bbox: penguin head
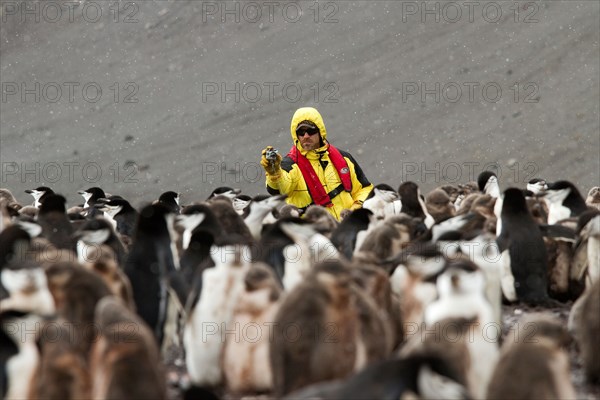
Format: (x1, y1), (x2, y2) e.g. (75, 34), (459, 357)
(437, 260), (484, 297)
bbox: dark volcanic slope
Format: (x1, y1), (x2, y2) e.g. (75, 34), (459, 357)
(1, 1), (598, 207)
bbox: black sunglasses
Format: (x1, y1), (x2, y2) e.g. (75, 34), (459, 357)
(296, 127), (319, 137)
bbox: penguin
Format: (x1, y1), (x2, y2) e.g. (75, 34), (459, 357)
(439, 184), (460, 204)
(232, 194), (252, 216)
(497, 188), (551, 305)
(362, 183), (402, 220)
(77, 187), (106, 218)
(252, 217), (301, 282)
(541, 221), (578, 301)
(303, 205), (339, 237)
(243, 194), (287, 240)
(526, 178), (547, 195)
(348, 263), (403, 349)
(458, 232), (503, 334)
(586, 186), (600, 211)
(37, 194), (76, 252)
(44, 262), (113, 355)
(157, 190), (181, 214)
(222, 263), (283, 393)
(487, 313), (575, 400)
(284, 353), (469, 400)
(0, 190), (20, 228)
(275, 204), (301, 219)
(95, 196), (138, 240)
(477, 171), (500, 198)
(277, 219), (340, 290)
(423, 260), (499, 399)
(453, 181), (479, 210)
(80, 245), (135, 311)
(575, 210), (600, 287)
(90, 296), (167, 399)
(0, 188), (18, 205)
(29, 317), (91, 400)
(269, 259), (393, 397)
(330, 208), (374, 261)
(430, 212), (486, 243)
(398, 181), (435, 228)
(17, 205), (38, 219)
(184, 236), (253, 389)
(425, 188), (455, 223)
(207, 186), (241, 201)
(576, 280), (600, 384)
(354, 216), (414, 265)
(0, 223), (39, 269)
(1, 259), (56, 400)
(544, 180), (589, 224)
(208, 197), (254, 243)
(123, 203), (180, 346)
(387, 242), (447, 330)
(568, 211), (600, 342)
(25, 186), (54, 208)
(178, 204), (223, 251)
(75, 217), (128, 267)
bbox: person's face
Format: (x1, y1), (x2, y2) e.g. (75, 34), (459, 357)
(297, 127), (321, 151)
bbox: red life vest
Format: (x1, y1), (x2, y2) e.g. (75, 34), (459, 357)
(287, 144), (352, 207)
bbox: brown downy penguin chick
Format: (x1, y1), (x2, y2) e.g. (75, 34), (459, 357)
(81, 245), (135, 311)
(526, 196), (549, 225)
(425, 188), (455, 223)
(487, 313), (576, 400)
(586, 186), (600, 211)
(455, 192), (482, 215)
(348, 263), (403, 348)
(223, 263), (283, 394)
(208, 197), (254, 243)
(45, 262), (112, 356)
(18, 205), (39, 219)
(0, 188), (18, 205)
(29, 319), (91, 400)
(353, 215), (417, 266)
(90, 296), (167, 399)
(303, 205), (339, 237)
(439, 184), (460, 204)
(277, 203), (301, 219)
(270, 259), (393, 396)
(577, 280), (600, 383)
(569, 210), (600, 302)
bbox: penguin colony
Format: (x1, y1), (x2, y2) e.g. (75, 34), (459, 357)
(0, 177), (599, 400)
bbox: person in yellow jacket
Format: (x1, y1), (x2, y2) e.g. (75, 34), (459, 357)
(261, 107), (374, 221)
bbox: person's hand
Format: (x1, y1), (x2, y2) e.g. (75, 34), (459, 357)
(261, 146), (282, 176)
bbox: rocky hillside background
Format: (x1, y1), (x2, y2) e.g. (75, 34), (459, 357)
(1, 0), (598, 207)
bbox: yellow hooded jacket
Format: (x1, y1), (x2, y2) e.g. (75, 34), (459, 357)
(266, 107), (373, 220)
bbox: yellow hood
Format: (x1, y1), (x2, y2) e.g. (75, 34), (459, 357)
(290, 107), (328, 154)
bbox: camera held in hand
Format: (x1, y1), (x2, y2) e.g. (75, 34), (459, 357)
(265, 148), (279, 162)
